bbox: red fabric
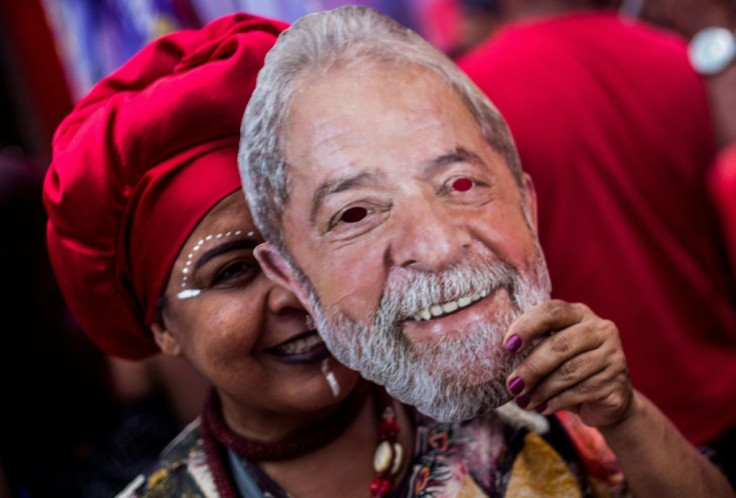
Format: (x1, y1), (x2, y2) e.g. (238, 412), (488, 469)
(555, 411), (622, 487)
(43, 13), (288, 359)
(459, 11), (736, 445)
(710, 144), (736, 275)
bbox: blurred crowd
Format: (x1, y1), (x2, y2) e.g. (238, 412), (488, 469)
(0, 0), (734, 496)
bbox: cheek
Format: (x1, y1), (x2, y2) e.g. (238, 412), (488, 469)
(468, 205), (538, 262)
(191, 300), (264, 361)
(308, 248), (387, 321)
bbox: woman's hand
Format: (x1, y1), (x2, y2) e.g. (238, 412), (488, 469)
(503, 300), (633, 429)
(503, 300), (735, 497)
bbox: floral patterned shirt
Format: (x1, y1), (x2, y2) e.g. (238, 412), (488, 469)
(118, 407), (629, 498)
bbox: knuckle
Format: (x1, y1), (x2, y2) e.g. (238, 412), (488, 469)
(575, 377), (598, 396)
(599, 319), (617, 335)
(613, 350), (627, 367)
(545, 300), (567, 322)
(550, 334), (573, 355)
(571, 302), (590, 316)
(613, 369), (631, 385)
(593, 319), (618, 346)
(559, 357), (583, 381)
(602, 387), (630, 410)
(547, 299), (567, 309)
(578, 382), (594, 396)
(517, 355), (543, 379)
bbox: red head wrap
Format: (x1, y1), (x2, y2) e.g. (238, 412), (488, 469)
(43, 13), (288, 359)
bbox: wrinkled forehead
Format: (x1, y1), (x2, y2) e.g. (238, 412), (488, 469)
(288, 60), (459, 119)
(282, 62), (482, 174)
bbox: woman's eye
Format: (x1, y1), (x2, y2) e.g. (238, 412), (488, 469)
(340, 206), (368, 223)
(451, 177), (474, 192)
(212, 261), (258, 287)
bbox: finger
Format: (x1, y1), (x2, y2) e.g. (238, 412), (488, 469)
(533, 369), (632, 426)
(503, 300), (589, 353)
(511, 344), (622, 410)
(506, 319), (615, 395)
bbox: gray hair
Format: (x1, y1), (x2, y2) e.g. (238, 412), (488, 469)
(239, 5), (522, 253)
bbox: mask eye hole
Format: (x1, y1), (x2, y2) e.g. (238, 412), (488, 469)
(341, 206), (368, 223)
(452, 177), (473, 192)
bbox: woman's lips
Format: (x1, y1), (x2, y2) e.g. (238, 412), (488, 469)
(265, 331), (330, 364)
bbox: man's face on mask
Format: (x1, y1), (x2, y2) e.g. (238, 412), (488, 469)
(267, 64), (551, 421)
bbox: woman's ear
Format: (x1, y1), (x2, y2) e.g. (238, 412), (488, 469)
(150, 318), (183, 357)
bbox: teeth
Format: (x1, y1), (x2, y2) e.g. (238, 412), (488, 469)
(412, 291), (490, 321)
(441, 302), (458, 313)
(278, 334), (323, 354)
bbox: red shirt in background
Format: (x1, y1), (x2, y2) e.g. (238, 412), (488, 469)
(711, 144), (736, 275)
(459, 11), (736, 446)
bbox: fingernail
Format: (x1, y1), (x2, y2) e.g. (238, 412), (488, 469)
(505, 334), (522, 352)
(535, 402), (548, 414)
(508, 377), (525, 395)
(516, 394), (530, 409)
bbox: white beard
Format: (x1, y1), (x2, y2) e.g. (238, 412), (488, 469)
(303, 248), (551, 422)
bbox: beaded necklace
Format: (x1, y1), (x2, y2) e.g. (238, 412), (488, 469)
(371, 390), (403, 497)
(200, 384), (406, 497)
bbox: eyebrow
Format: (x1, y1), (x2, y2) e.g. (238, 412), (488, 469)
(307, 147), (485, 223)
(310, 171), (384, 223)
(193, 239), (258, 272)
(422, 147), (486, 177)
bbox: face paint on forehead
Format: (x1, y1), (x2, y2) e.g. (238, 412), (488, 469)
(175, 229), (256, 300)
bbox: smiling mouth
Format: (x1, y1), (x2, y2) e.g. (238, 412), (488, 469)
(266, 331), (330, 364)
(410, 289), (491, 321)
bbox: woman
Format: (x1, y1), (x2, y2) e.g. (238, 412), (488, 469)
(42, 13), (416, 497)
(42, 11), (733, 498)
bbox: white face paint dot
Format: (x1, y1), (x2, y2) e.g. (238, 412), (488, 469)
(226, 231), (232, 237)
(205, 235), (213, 241)
(235, 230), (242, 236)
(176, 288), (202, 300)
(183, 268), (189, 274)
(247, 231), (254, 237)
(216, 233), (223, 238)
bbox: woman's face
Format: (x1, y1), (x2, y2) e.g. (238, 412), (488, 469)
(152, 192), (360, 437)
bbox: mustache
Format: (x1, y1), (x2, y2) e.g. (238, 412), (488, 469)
(374, 254), (519, 324)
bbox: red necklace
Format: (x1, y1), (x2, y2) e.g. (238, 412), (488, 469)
(370, 389), (404, 498)
(200, 384), (405, 497)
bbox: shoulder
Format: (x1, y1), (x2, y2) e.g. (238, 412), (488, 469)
(115, 419), (220, 498)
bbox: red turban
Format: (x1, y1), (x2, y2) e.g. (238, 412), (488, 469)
(43, 13), (288, 359)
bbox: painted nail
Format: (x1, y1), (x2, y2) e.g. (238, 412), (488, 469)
(516, 394), (530, 409)
(505, 334), (522, 352)
(508, 377), (525, 395)
(535, 402), (548, 414)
